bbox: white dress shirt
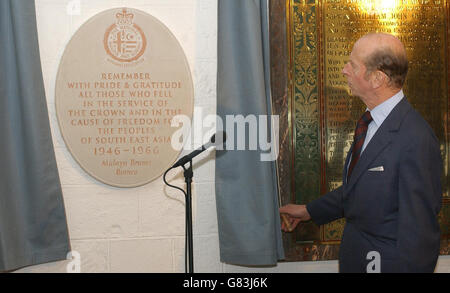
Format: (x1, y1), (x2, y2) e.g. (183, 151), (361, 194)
(361, 89), (404, 154)
(346, 90), (404, 180)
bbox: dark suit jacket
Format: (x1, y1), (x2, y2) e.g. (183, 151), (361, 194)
(307, 97), (442, 273)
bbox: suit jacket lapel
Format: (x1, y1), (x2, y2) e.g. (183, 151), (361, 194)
(343, 97), (412, 194)
(344, 132), (392, 193)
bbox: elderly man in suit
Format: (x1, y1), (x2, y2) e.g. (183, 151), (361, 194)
(280, 33), (442, 273)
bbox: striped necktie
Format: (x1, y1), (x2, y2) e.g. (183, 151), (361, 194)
(347, 111), (373, 181)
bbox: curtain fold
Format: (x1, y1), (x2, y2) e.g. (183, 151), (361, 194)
(216, 0), (284, 266)
(0, 0), (70, 271)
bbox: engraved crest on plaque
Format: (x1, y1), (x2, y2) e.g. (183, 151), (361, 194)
(104, 8), (147, 63)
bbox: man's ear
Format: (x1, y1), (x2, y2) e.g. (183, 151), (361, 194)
(370, 70), (385, 88)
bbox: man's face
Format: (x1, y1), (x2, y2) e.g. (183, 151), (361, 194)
(341, 41), (373, 99)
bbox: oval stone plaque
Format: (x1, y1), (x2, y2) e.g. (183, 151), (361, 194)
(56, 8), (194, 187)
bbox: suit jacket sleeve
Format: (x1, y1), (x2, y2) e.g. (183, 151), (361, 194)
(397, 133), (442, 272)
(306, 185), (345, 226)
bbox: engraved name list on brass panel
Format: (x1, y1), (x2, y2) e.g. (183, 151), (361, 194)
(323, 0), (448, 196)
(283, 0), (450, 257)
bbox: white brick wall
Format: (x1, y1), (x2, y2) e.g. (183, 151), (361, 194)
(27, 0), (220, 273)
(16, 0), (449, 273)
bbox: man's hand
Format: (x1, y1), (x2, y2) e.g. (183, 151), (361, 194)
(279, 204), (311, 232)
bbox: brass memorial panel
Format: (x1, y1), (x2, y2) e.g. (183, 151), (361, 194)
(280, 0), (450, 260)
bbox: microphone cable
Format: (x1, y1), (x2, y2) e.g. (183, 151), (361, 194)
(163, 166), (189, 273)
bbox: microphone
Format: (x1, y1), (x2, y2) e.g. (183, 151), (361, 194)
(171, 131), (226, 168)
(164, 132), (226, 273)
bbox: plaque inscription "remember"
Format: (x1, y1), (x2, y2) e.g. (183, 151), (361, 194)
(56, 8), (194, 187)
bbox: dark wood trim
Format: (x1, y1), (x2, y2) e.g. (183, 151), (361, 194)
(269, 0), (295, 259)
(269, 1), (289, 202)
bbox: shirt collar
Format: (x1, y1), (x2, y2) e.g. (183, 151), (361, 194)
(368, 89), (404, 127)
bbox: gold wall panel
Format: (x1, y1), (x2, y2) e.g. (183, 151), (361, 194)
(284, 0), (450, 260)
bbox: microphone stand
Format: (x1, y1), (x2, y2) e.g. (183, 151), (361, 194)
(163, 132), (225, 273)
(182, 160), (194, 273)
(163, 160), (195, 273)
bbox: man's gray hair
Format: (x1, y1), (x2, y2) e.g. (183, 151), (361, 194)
(364, 47), (408, 88)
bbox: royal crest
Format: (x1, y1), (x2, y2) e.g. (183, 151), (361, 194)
(104, 8), (147, 62)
